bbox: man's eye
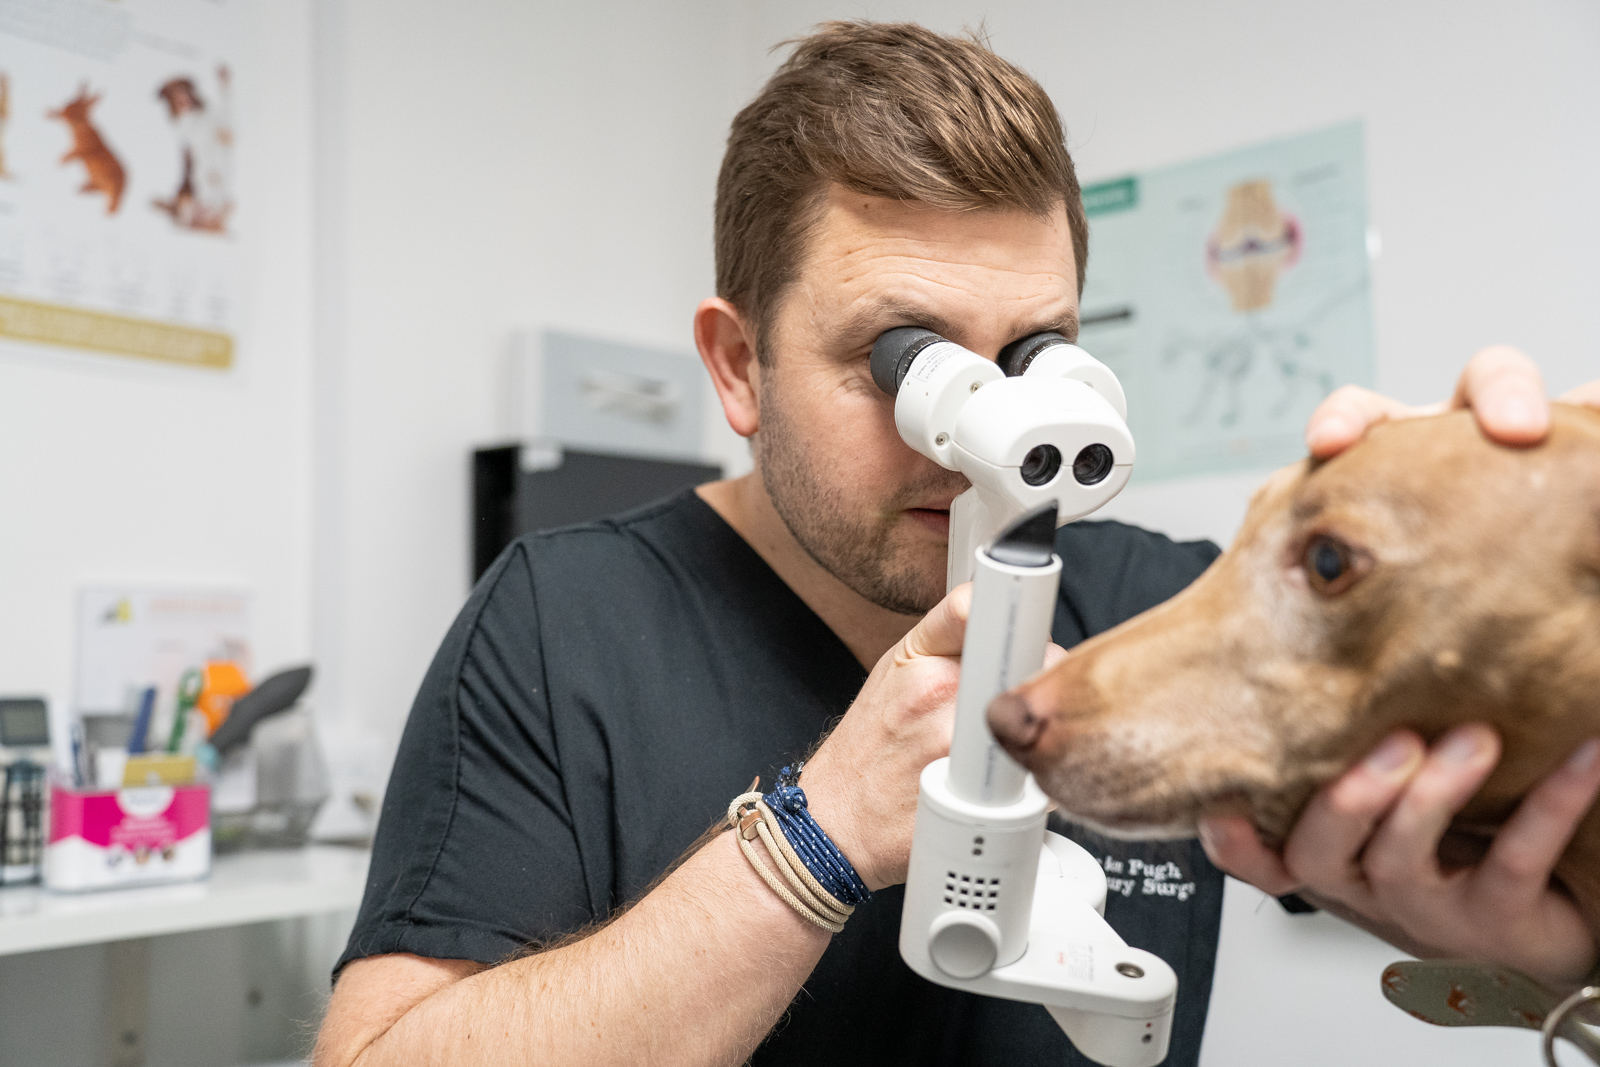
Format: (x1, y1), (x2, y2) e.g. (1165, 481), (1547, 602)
(1304, 535), (1359, 594)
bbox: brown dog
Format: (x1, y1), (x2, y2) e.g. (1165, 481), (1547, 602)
(48, 84), (126, 215)
(989, 404), (1600, 931)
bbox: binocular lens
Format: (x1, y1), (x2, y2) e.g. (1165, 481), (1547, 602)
(1020, 445), (1061, 486)
(1073, 444), (1114, 486)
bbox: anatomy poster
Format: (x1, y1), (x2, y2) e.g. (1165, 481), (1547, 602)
(0, 0), (238, 371)
(1078, 122), (1375, 481)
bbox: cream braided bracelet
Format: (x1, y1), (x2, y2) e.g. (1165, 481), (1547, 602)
(727, 785), (855, 933)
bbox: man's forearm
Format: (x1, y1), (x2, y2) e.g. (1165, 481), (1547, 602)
(319, 830), (832, 1067)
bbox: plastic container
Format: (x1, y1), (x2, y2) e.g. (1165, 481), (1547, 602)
(45, 783), (210, 891)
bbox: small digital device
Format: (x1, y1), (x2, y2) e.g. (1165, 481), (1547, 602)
(874, 331), (1176, 1067)
(0, 697), (51, 886)
(0, 698), (50, 749)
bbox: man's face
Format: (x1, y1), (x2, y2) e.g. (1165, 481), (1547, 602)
(756, 185), (1080, 614)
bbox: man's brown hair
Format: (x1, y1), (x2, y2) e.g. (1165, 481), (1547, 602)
(715, 21), (1088, 362)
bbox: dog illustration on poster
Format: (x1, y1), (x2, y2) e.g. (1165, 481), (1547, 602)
(48, 83), (126, 213)
(0, 73), (12, 178)
(152, 65), (234, 233)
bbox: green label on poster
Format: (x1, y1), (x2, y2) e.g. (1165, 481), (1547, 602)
(1083, 177), (1139, 217)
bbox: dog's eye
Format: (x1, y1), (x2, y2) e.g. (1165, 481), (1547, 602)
(1304, 535), (1360, 594)
(1305, 537), (1369, 598)
(1310, 539), (1345, 582)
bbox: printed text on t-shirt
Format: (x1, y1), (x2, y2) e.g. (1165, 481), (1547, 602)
(1101, 855), (1197, 902)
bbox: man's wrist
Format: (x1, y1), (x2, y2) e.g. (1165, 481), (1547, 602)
(794, 769), (879, 891)
(709, 829), (833, 939)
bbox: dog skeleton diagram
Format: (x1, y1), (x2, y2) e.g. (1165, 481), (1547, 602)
(1162, 282), (1363, 429)
(153, 66), (234, 233)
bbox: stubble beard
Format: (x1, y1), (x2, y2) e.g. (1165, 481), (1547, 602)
(756, 379), (963, 616)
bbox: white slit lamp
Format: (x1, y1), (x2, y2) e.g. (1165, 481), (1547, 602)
(872, 328), (1177, 1067)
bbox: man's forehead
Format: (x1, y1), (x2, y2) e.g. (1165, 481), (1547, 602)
(796, 185), (1079, 350)
(826, 293), (1080, 350)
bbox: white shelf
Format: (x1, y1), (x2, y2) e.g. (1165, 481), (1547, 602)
(0, 845), (370, 957)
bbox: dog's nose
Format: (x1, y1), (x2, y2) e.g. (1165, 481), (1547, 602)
(988, 692), (1046, 754)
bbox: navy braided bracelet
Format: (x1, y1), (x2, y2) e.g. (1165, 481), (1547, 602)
(763, 764), (872, 906)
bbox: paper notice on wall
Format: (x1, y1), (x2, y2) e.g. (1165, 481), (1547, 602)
(0, 0), (239, 370)
(1078, 122), (1376, 481)
(75, 587), (251, 714)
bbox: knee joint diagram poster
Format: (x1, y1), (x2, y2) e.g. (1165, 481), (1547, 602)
(1078, 122), (1376, 481)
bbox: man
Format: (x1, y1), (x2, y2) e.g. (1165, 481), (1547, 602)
(316, 22), (1600, 1067)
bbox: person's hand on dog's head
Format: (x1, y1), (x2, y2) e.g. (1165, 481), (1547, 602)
(1198, 728), (1600, 993)
(1303, 345), (1600, 459)
(1559, 378), (1600, 409)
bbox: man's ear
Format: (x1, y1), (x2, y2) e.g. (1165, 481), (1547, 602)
(695, 297), (762, 439)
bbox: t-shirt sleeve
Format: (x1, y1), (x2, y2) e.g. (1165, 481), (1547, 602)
(337, 542), (595, 976)
(1052, 521), (1222, 644)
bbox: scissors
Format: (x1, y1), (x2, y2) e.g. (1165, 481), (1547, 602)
(166, 668), (204, 753)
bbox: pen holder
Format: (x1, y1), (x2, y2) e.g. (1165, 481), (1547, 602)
(45, 783), (211, 892)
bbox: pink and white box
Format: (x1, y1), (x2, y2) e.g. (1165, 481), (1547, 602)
(46, 784), (211, 891)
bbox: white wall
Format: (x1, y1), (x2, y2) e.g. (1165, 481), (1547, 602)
(0, 1), (317, 747)
(738, 3), (1596, 1064)
(317, 0), (747, 751)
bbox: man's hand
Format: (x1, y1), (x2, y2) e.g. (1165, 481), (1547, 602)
(802, 583), (1061, 890)
(801, 585), (967, 891)
(1199, 728), (1600, 990)
(1202, 347), (1600, 990)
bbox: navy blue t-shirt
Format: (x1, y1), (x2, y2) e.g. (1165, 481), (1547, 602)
(340, 491), (1226, 1066)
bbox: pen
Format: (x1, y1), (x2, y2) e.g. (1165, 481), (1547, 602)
(69, 719), (87, 789)
(167, 668), (203, 753)
(127, 685), (156, 755)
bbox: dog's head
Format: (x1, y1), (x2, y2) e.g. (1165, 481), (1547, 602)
(990, 406), (1600, 844)
(49, 83), (101, 124)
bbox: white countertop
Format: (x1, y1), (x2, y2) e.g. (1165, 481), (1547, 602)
(0, 845), (370, 956)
